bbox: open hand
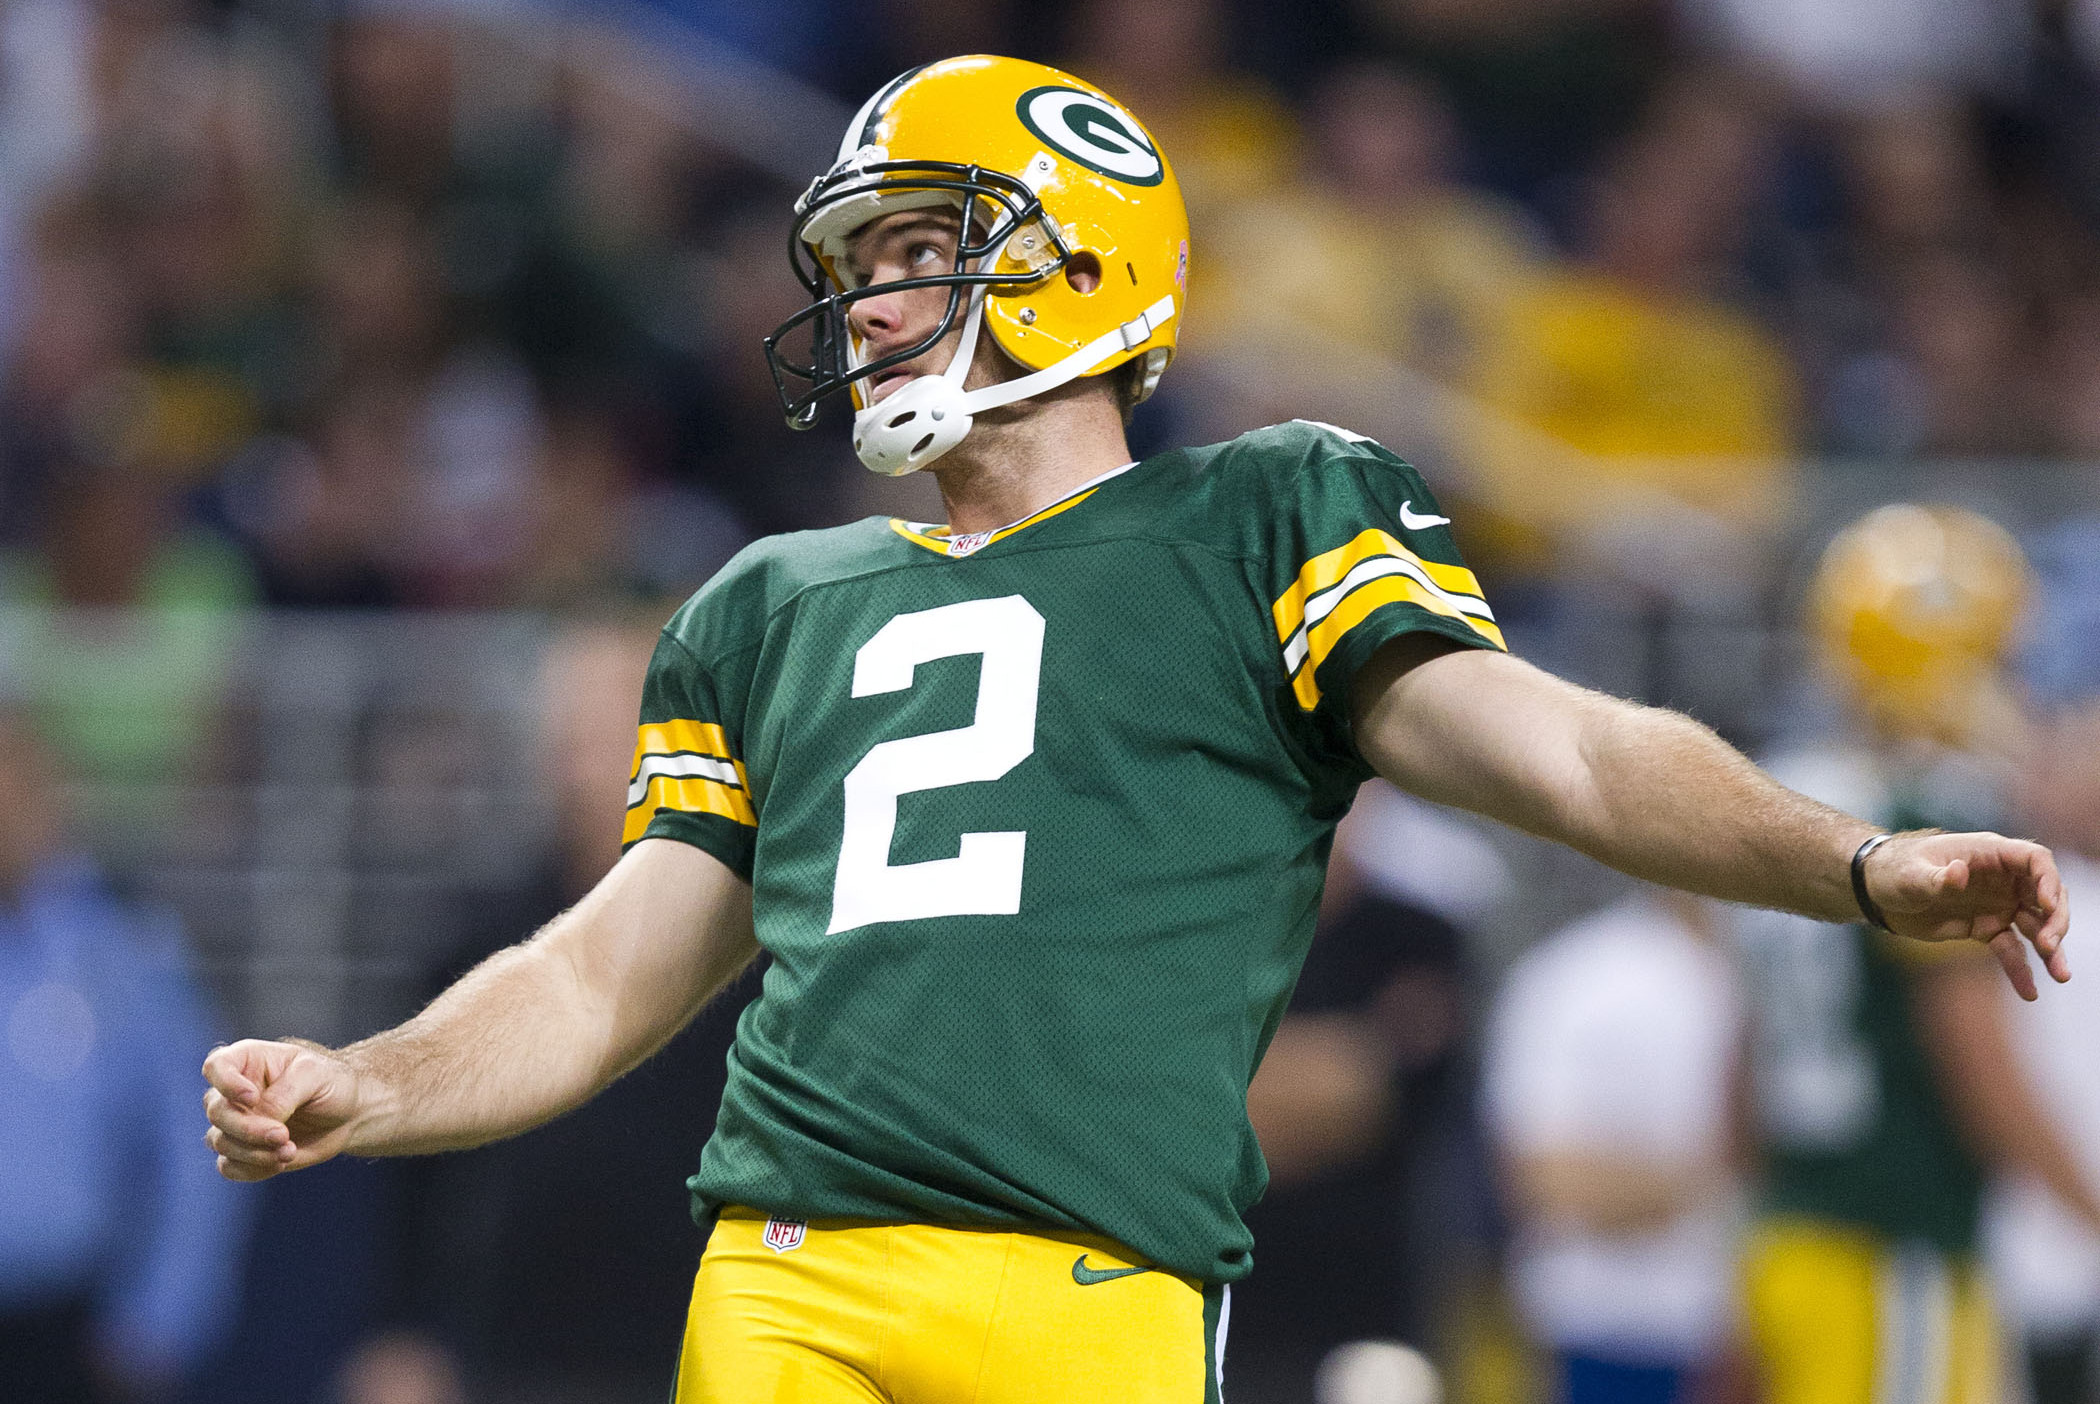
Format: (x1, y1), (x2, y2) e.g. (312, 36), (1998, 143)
(201, 1039), (363, 1181)
(1865, 831), (2071, 1000)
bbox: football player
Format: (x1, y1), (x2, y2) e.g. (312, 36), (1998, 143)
(1737, 506), (2100, 1404)
(198, 59), (2069, 1403)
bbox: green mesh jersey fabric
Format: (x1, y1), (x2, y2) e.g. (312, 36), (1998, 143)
(1741, 786), (1991, 1257)
(624, 421), (1504, 1283)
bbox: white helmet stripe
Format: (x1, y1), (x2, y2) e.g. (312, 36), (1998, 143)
(838, 64), (929, 163)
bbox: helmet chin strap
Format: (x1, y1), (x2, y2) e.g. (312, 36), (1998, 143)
(851, 291), (1176, 477)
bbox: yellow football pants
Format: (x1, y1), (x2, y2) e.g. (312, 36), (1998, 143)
(674, 1209), (1228, 1404)
(1743, 1218), (2003, 1404)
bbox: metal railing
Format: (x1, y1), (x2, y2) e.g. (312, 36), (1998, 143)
(4, 610), (556, 1042)
(6, 452), (2092, 1027)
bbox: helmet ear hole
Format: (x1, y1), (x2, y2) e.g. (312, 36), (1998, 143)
(1064, 252), (1104, 295)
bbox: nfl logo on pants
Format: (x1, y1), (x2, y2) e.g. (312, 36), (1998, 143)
(763, 1217), (807, 1253)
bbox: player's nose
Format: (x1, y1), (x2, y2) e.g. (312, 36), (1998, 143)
(847, 285), (907, 346)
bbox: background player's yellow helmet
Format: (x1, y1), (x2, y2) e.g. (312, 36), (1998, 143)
(764, 55), (1191, 475)
(1808, 503), (2032, 748)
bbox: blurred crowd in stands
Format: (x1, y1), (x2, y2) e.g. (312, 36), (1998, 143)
(11, 0), (2100, 639)
(10, 0), (2100, 1402)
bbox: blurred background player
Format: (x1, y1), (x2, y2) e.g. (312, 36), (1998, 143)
(1235, 789), (1489, 1402)
(1986, 521), (2100, 1404)
(1736, 506), (2100, 1404)
(1988, 703), (2100, 1404)
(0, 709), (252, 1402)
(1483, 887), (1744, 1404)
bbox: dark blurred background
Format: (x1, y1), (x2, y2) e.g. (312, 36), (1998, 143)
(7, 1), (2100, 1402)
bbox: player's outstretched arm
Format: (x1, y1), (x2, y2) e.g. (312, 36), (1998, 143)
(1350, 637), (2070, 999)
(201, 839), (755, 1181)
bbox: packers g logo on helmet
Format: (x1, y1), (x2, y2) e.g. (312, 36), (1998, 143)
(762, 56), (1190, 475)
(1015, 86), (1163, 185)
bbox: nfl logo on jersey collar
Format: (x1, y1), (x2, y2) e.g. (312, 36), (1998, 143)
(763, 1217), (808, 1253)
(946, 530), (994, 558)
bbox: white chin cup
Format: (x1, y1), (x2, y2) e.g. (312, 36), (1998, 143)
(851, 279), (987, 476)
(849, 290), (1179, 476)
(852, 375), (974, 476)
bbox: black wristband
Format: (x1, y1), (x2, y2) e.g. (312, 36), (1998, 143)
(1851, 833), (1895, 931)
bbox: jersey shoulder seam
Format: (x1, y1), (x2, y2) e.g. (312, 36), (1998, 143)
(668, 524), (937, 663)
(655, 626), (746, 672)
(735, 551), (964, 638)
(1203, 428), (1430, 511)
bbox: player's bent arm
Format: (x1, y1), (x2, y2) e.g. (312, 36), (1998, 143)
(1245, 1014), (1394, 1187)
(1350, 637), (2069, 996)
(1910, 963), (2100, 1232)
(202, 839), (755, 1181)
(1501, 1149), (1732, 1237)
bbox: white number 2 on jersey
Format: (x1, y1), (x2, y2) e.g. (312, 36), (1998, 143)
(827, 596), (1045, 934)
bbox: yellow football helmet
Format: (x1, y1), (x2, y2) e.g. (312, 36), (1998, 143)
(765, 56), (1191, 475)
(1809, 504), (2032, 747)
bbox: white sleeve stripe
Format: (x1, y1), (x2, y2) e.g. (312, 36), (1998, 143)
(627, 753), (743, 808)
(1281, 554), (1495, 673)
(1307, 555), (1496, 628)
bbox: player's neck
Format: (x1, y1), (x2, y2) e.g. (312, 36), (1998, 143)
(930, 387), (1133, 536)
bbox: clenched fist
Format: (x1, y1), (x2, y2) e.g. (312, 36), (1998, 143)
(200, 1039), (364, 1182)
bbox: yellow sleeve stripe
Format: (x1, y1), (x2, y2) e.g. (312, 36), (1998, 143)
(1274, 531), (1504, 711)
(1285, 576), (1508, 709)
(1272, 529), (1487, 644)
(623, 774), (757, 842)
(632, 719), (735, 768)
(626, 718), (756, 840)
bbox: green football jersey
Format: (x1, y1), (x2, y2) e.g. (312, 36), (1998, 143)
(624, 420), (1504, 1283)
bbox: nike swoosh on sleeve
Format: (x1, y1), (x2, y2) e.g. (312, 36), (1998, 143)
(1398, 501), (1450, 530)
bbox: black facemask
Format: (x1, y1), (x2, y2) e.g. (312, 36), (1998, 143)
(764, 161), (1070, 429)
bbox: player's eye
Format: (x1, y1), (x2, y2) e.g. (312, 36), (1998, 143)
(908, 241), (944, 267)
